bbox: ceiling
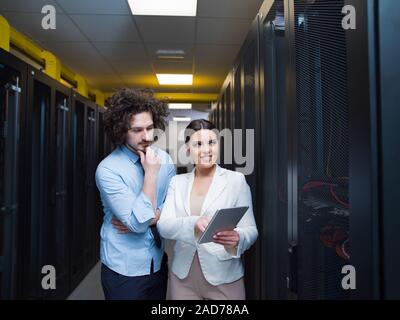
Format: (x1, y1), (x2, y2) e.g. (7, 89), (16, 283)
(0, 0), (264, 105)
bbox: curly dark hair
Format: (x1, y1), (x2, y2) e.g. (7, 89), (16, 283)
(103, 88), (169, 145)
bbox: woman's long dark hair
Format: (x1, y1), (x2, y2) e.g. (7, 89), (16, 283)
(184, 119), (217, 144)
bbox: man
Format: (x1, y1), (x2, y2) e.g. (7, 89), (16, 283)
(95, 88), (175, 300)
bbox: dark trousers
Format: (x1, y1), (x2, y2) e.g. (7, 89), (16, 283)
(101, 253), (168, 300)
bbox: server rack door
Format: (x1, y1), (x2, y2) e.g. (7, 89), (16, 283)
(84, 104), (98, 267)
(222, 82), (233, 170)
(47, 90), (72, 298)
(70, 97), (86, 289)
(219, 94), (225, 167)
(97, 109), (106, 161)
(226, 83), (233, 132)
(345, 0), (395, 299)
(239, 18), (262, 299)
(290, 0), (352, 299)
(26, 70), (53, 299)
(216, 102), (221, 130)
(259, 0), (289, 299)
(220, 94), (226, 131)
(0, 55), (23, 299)
(376, 0), (400, 299)
(94, 106), (103, 257)
(98, 108), (114, 157)
(233, 65), (243, 171)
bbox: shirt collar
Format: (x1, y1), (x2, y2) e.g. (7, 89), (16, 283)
(120, 144), (140, 164)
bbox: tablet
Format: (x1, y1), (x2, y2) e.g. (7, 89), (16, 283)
(198, 206), (249, 244)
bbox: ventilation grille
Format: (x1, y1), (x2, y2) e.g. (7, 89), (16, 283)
(294, 0), (350, 300)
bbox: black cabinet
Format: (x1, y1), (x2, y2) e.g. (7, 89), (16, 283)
(259, 0), (289, 299)
(0, 48), (105, 299)
(24, 68), (73, 299)
(70, 93), (100, 290)
(211, 0), (399, 300)
(0, 49), (26, 300)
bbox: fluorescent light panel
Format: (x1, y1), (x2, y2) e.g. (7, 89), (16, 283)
(157, 50), (185, 60)
(156, 49), (185, 55)
(127, 0), (197, 17)
(156, 74), (193, 85)
(169, 103), (192, 110)
(173, 117), (191, 122)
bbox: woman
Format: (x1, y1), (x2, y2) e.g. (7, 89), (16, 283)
(157, 119), (258, 300)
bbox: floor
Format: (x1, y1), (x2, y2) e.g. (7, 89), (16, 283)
(67, 240), (175, 300)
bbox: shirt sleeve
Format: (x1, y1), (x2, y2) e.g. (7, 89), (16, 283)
(95, 165), (155, 233)
(157, 160), (176, 212)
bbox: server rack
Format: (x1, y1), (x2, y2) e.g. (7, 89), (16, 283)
(0, 55), (106, 299)
(374, 0), (400, 300)
(70, 92), (98, 290)
(82, 95), (99, 271)
(24, 67), (53, 299)
(97, 106), (113, 162)
(259, 0), (290, 299)
(24, 67), (73, 299)
(0, 49), (26, 300)
(211, 0), (399, 299)
(218, 75), (233, 170)
(288, 0), (355, 300)
(1, 39), (110, 300)
(224, 17), (263, 299)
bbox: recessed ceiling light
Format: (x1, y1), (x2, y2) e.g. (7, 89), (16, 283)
(173, 117), (191, 122)
(169, 103), (192, 109)
(158, 56), (185, 60)
(156, 49), (185, 56)
(127, 0), (197, 17)
(156, 49), (185, 60)
(156, 74), (193, 85)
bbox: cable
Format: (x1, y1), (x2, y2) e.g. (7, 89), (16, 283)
(301, 180), (350, 209)
(329, 185), (350, 209)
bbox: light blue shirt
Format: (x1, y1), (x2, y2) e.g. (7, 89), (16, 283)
(95, 145), (175, 276)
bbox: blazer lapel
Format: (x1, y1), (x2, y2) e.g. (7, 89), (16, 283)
(200, 165), (227, 216)
(183, 168), (195, 216)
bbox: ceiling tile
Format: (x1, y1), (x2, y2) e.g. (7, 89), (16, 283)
(197, 18), (252, 45)
(40, 41), (115, 76)
(110, 60), (153, 75)
(193, 87), (220, 94)
(56, 0), (131, 15)
(1, 12), (86, 42)
(120, 73), (158, 88)
(197, 0), (263, 19)
(152, 60), (193, 74)
(0, 0), (61, 13)
(195, 62), (232, 77)
(93, 42), (148, 61)
(70, 14), (140, 42)
(134, 16), (195, 44)
(194, 62), (230, 91)
(86, 77), (125, 90)
(194, 44), (240, 67)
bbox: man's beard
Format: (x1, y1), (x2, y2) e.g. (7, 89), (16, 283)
(126, 140), (153, 154)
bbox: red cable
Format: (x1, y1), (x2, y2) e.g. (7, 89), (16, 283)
(302, 181), (350, 209)
(329, 185), (350, 209)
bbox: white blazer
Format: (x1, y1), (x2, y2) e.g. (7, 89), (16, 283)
(157, 165), (258, 286)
